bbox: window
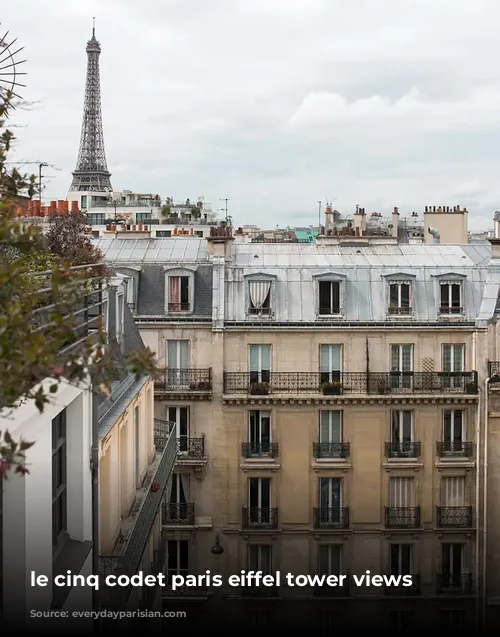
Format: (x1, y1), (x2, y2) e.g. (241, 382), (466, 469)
(388, 282), (412, 314)
(390, 344), (413, 390)
(166, 540), (189, 586)
(248, 279), (273, 316)
(319, 345), (342, 383)
(168, 406), (189, 453)
(248, 478), (271, 525)
(168, 474), (190, 522)
(317, 411), (344, 459)
(319, 477), (343, 525)
(441, 476), (465, 507)
(136, 212), (152, 223)
(389, 477), (415, 508)
(52, 410), (67, 555)
(442, 344), (465, 390)
(390, 544), (412, 575)
(440, 281), (462, 314)
(318, 544), (342, 576)
(248, 410), (272, 456)
(248, 544), (272, 574)
(87, 212), (105, 225)
(441, 543), (467, 588)
(388, 611), (414, 630)
(442, 410), (467, 455)
(390, 410), (415, 457)
(168, 275), (190, 312)
(167, 340), (190, 387)
(318, 280), (341, 315)
(249, 344), (271, 383)
(440, 610), (465, 629)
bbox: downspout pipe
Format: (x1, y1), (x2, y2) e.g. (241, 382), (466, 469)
(91, 389), (101, 631)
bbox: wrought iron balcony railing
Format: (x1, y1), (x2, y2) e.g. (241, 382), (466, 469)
(176, 436), (205, 458)
(384, 574), (421, 596)
(162, 502), (195, 525)
(436, 441), (473, 457)
(242, 507), (279, 530)
(313, 442), (350, 459)
(313, 507), (350, 529)
(488, 361), (500, 379)
(437, 573), (473, 595)
(242, 442), (279, 458)
(99, 420), (177, 609)
(436, 506), (473, 528)
(223, 371), (478, 395)
(384, 441), (421, 459)
(385, 507), (421, 528)
(313, 575), (350, 597)
(155, 368), (212, 392)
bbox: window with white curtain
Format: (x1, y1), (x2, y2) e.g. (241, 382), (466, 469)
(248, 279), (273, 316)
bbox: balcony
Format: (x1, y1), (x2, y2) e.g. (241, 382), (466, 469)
(242, 442), (279, 459)
(222, 371), (478, 396)
(385, 507), (421, 529)
(436, 441), (473, 458)
(154, 368), (212, 400)
(384, 574), (421, 596)
(437, 573), (473, 595)
(313, 507), (350, 530)
(99, 419), (178, 609)
(313, 576), (350, 597)
(177, 436), (205, 459)
(488, 361), (500, 379)
(162, 502), (195, 525)
(313, 442), (350, 460)
(242, 507), (279, 530)
(384, 441), (421, 459)
(436, 506), (473, 528)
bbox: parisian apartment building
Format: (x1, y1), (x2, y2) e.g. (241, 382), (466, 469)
(90, 205), (500, 631)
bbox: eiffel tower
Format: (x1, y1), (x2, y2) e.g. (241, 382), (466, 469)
(69, 20), (112, 193)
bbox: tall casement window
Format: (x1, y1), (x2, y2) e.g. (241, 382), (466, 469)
(52, 410), (67, 555)
(390, 343), (413, 390)
(248, 410), (272, 456)
(167, 340), (190, 387)
(319, 344), (342, 383)
(249, 344), (271, 383)
(166, 540), (189, 586)
(442, 343), (465, 390)
(168, 406), (189, 452)
(318, 280), (341, 315)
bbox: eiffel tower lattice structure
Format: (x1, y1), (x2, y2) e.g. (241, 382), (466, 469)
(70, 20), (112, 193)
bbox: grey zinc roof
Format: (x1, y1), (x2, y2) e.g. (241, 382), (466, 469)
(226, 242), (492, 323)
(93, 238), (209, 262)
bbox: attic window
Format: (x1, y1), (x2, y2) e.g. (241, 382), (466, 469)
(248, 280), (272, 316)
(168, 276), (190, 312)
(439, 281), (462, 315)
(388, 281), (412, 315)
(318, 280), (341, 315)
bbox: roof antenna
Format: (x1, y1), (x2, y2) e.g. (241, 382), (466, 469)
(92, 17), (95, 37)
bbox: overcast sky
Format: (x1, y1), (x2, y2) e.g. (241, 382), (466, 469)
(4, 0), (500, 229)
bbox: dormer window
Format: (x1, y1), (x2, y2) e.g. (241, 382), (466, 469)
(440, 281), (462, 314)
(164, 266), (197, 315)
(168, 275), (190, 312)
(319, 281), (341, 315)
(388, 282), (412, 315)
(248, 280), (272, 317)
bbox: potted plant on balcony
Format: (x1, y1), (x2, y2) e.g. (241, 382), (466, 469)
(189, 380), (210, 390)
(321, 380), (342, 395)
(465, 381), (477, 394)
(250, 381), (270, 395)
